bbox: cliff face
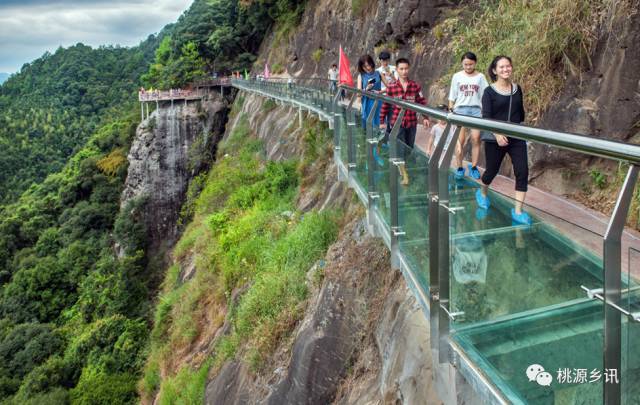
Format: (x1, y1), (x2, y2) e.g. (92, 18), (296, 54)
(532, 1), (640, 194)
(266, 0), (455, 101)
(120, 94), (230, 266)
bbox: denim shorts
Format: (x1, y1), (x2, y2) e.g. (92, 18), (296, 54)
(453, 106), (482, 117)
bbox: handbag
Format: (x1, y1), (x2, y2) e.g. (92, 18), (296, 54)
(481, 83), (513, 142)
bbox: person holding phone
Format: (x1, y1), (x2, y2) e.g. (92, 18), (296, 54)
(476, 55), (531, 225)
(356, 54), (382, 128)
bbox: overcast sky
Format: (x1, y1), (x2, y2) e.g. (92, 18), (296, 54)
(0, 0), (193, 73)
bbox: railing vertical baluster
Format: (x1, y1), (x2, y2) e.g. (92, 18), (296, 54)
(603, 164), (639, 405)
(428, 122), (452, 351)
(437, 126), (461, 364)
(366, 100), (380, 223)
(389, 110), (406, 269)
(346, 94), (357, 173)
(332, 91), (342, 148)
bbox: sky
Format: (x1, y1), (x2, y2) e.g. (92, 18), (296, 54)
(0, 0), (193, 73)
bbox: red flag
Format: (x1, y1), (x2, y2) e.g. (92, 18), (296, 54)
(338, 46), (354, 87)
(264, 63), (271, 79)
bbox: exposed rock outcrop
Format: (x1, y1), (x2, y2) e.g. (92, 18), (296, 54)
(230, 93), (306, 161)
(120, 94), (230, 266)
(205, 214), (441, 405)
(532, 1), (640, 193)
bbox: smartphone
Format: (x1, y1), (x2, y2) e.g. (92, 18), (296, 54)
(367, 78), (376, 85)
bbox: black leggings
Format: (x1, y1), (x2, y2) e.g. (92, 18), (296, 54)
(481, 139), (529, 192)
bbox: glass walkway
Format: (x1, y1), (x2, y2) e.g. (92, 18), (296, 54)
(232, 78), (640, 404)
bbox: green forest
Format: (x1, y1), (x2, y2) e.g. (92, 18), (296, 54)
(0, 37), (164, 204)
(0, 0), (306, 403)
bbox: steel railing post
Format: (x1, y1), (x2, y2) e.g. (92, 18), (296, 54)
(388, 110), (406, 268)
(366, 100), (381, 222)
(428, 122), (452, 350)
(603, 164), (639, 405)
(436, 126), (461, 364)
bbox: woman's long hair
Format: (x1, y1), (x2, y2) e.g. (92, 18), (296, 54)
(357, 55), (375, 74)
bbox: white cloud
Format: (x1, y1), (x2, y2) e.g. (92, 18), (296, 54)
(0, 0), (193, 72)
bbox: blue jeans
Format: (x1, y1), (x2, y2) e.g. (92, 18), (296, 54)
(453, 105), (482, 117)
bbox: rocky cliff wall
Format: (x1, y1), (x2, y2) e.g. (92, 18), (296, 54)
(120, 94), (231, 269)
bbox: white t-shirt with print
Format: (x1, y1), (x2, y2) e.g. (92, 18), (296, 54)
(448, 71), (489, 109)
(328, 69), (339, 81)
(377, 65), (398, 91)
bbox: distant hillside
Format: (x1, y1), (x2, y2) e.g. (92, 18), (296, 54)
(0, 35), (163, 204)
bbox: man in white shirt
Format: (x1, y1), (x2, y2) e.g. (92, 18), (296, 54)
(376, 51), (398, 143)
(328, 64), (339, 93)
(376, 51), (397, 93)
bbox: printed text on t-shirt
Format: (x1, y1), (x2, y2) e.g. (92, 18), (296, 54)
(459, 84), (480, 97)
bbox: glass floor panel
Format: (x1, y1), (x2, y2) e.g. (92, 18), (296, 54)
(447, 176), (616, 404)
(449, 224), (603, 325)
(353, 124), (368, 192)
(454, 302), (605, 404)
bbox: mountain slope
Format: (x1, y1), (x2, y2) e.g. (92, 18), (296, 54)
(0, 35), (163, 204)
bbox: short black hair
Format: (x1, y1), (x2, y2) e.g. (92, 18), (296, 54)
(379, 50), (391, 60)
(461, 52), (477, 62)
(395, 57), (410, 67)
(331, 63), (337, 68)
(487, 55), (513, 82)
(357, 55), (375, 74)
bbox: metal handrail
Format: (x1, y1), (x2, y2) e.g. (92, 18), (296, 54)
(336, 84), (640, 165)
(235, 78), (640, 165)
(238, 78), (640, 164)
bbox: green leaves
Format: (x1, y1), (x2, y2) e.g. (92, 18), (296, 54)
(143, 0), (306, 87)
(0, 37), (162, 204)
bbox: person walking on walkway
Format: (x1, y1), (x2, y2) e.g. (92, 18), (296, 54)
(373, 50), (399, 165)
(379, 58), (429, 185)
(476, 55), (531, 225)
(328, 64), (339, 93)
(449, 52), (489, 180)
(377, 51), (397, 95)
(357, 55), (382, 129)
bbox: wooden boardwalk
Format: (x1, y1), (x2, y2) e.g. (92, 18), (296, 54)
(138, 78), (232, 102)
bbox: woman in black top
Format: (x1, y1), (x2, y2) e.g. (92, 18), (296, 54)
(476, 55), (531, 225)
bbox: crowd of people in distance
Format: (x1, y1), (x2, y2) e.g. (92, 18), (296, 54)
(138, 87), (196, 101)
(344, 50), (532, 225)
